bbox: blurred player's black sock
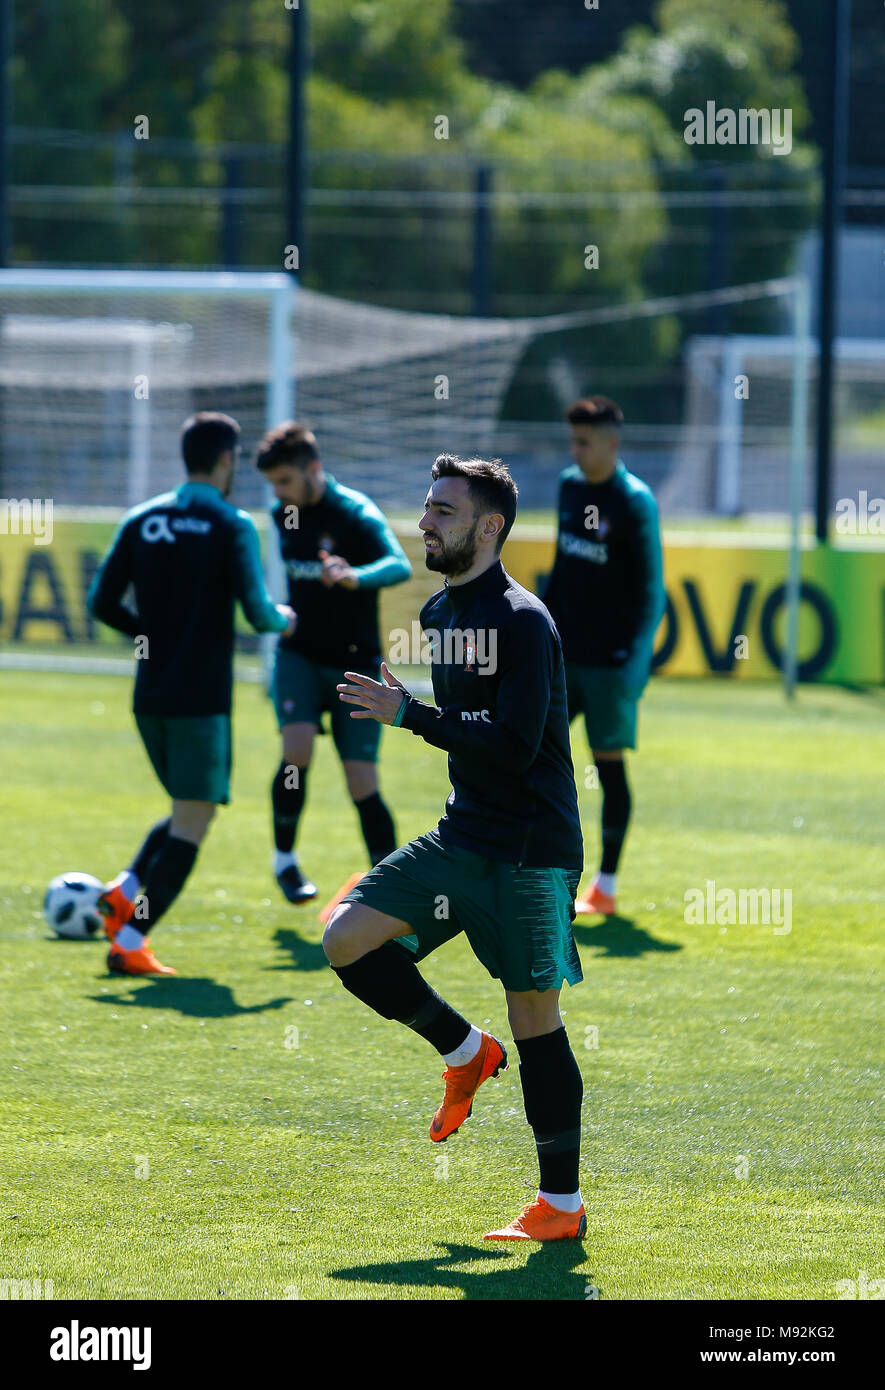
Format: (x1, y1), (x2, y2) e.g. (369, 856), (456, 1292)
(272, 761), (307, 853)
(516, 1027), (583, 1195)
(133, 835), (199, 933)
(597, 758), (631, 874)
(130, 817), (171, 885)
(333, 942), (471, 1054)
(354, 791), (396, 865)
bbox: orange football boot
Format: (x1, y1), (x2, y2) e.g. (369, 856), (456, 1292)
(484, 1196), (587, 1242)
(97, 876), (136, 941)
(107, 942), (176, 976)
(574, 877), (616, 917)
(317, 871), (364, 924)
(429, 1032), (507, 1142)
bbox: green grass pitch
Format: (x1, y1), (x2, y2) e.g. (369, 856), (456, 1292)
(0, 671), (882, 1300)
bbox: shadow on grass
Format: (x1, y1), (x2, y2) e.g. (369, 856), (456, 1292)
(266, 926), (329, 974)
(328, 1238), (595, 1300)
(573, 912), (682, 958)
(89, 976), (292, 1018)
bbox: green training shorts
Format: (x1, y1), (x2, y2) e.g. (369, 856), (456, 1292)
(272, 647), (382, 763)
(341, 829), (583, 994)
(565, 662), (638, 752)
(135, 712), (232, 805)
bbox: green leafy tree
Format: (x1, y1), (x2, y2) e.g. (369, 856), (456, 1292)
(10, 0), (816, 406)
(310, 0), (468, 109)
(569, 0), (817, 297)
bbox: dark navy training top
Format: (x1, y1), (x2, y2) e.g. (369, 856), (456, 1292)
(273, 475), (410, 670)
(399, 560), (584, 870)
(542, 461), (665, 691)
(88, 481), (288, 716)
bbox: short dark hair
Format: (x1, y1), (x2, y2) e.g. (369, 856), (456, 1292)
(430, 454), (518, 553)
(255, 421), (320, 472)
(567, 396), (624, 429)
(180, 412), (240, 474)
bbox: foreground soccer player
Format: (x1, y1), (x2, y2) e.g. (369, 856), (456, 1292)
(542, 397), (664, 917)
(88, 412), (295, 976)
(325, 455), (587, 1242)
(256, 422), (411, 904)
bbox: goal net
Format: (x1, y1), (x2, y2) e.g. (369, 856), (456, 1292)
(0, 270), (295, 512)
(0, 269), (813, 521)
(673, 332), (885, 517)
(0, 268), (814, 687)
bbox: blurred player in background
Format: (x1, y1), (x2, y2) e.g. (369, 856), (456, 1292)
(326, 455), (587, 1243)
(87, 412), (295, 976)
(256, 423), (411, 905)
(542, 397), (664, 918)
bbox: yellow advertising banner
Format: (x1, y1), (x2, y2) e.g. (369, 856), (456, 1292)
(1, 518), (883, 683)
(502, 535), (885, 684)
(1, 515), (124, 647)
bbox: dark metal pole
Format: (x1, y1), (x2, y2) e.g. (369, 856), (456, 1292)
(707, 166), (729, 337)
(286, 0), (308, 279)
(472, 163), (492, 317)
(815, 0), (852, 543)
(222, 151), (242, 268)
(0, 0), (11, 266)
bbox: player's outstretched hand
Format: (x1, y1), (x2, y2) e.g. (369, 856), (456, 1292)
(276, 603), (297, 637)
(337, 662), (407, 724)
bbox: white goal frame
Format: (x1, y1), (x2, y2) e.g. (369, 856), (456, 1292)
(0, 267), (296, 670)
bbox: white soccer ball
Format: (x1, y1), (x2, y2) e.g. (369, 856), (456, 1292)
(44, 873), (105, 940)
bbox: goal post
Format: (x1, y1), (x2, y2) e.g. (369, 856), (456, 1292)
(784, 274), (812, 699)
(524, 274), (813, 696)
(0, 267), (296, 669)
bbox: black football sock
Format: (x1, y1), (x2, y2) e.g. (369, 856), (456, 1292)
(354, 791), (396, 866)
(332, 941), (471, 1055)
(131, 835), (199, 934)
(597, 758), (632, 875)
(129, 817), (171, 885)
(272, 761), (308, 854)
(516, 1027), (583, 1196)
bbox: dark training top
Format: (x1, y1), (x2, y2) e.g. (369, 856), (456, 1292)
(88, 481), (288, 717)
(399, 560), (584, 870)
(542, 462), (665, 688)
(273, 475), (411, 669)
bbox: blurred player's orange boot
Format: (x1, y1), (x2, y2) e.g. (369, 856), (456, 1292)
(107, 942), (176, 976)
(430, 1032), (507, 1142)
(317, 871), (363, 924)
(574, 876), (616, 917)
(97, 877), (136, 941)
(484, 1197), (587, 1242)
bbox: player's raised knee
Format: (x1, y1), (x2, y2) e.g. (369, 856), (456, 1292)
(322, 901), (360, 965)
